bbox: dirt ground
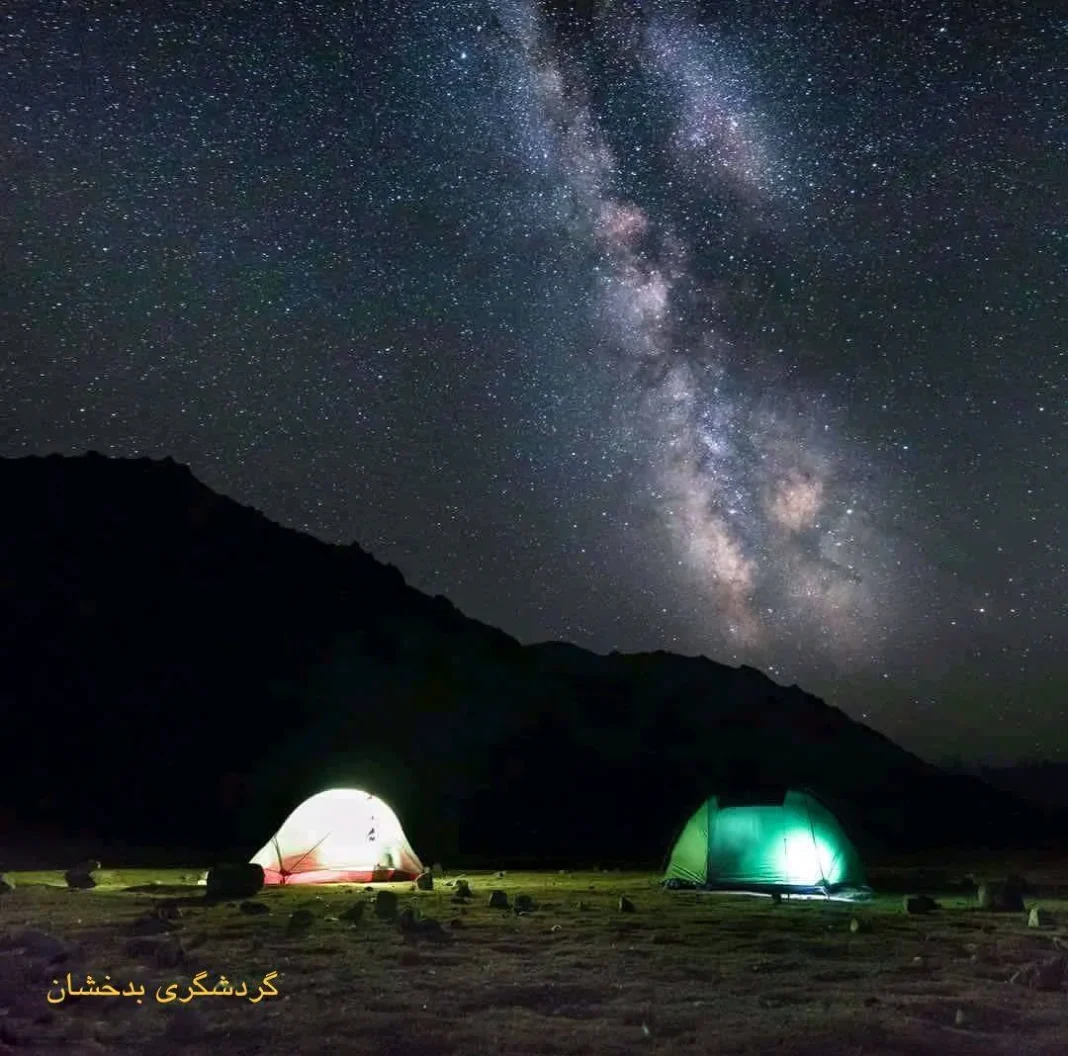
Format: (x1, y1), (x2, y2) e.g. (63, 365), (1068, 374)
(1, 862), (1067, 1055)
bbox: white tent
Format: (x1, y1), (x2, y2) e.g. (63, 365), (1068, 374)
(250, 788), (423, 885)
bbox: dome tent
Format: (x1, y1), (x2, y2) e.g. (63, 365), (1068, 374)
(251, 788), (423, 885)
(663, 786), (871, 900)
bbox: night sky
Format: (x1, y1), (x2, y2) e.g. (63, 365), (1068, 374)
(2, 0), (1064, 763)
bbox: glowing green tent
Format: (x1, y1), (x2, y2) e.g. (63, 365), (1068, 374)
(663, 788), (871, 899)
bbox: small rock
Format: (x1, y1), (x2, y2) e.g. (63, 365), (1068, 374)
(239, 901), (270, 916)
(124, 936), (184, 969)
(339, 903), (365, 925)
(287, 909), (316, 933)
(127, 913), (181, 936)
(550, 923), (562, 933)
(912, 955), (926, 968)
(0, 875), (14, 895)
(1010, 955), (1066, 991)
(0, 930), (69, 963)
(374, 890), (398, 921)
(514, 894), (535, 913)
(415, 872), (433, 891)
(1028, 906), (1053, 928)
(65, 859), (100, 890)
(954, 1008), (967, 1028)
(770, 892), (782, 905)
(205, 863), (265, 901)
(453, 879), (471, 899)
(904, 895), (939, 915)
(849, 917), (871, 933)
(495, 871), (506, 878)
(977, 880), (1024, 913)
(619, 896), (636, 914)
(488, 890), (509, 909)
(163, 1006), (210, 1040)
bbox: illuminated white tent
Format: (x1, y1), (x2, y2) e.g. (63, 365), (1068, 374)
(251, 788), (423, 885)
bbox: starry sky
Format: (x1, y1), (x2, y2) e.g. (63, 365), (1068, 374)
(2, 0), (1065, 763)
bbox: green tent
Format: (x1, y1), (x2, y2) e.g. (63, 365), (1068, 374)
(663, 787), (871, 899)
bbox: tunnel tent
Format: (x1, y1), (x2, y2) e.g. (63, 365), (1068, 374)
(663, 786), (871, 899)
(251, 788), (423, 885)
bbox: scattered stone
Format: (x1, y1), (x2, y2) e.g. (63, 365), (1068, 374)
(163, 1006), (210, 1041)
(0, 930), (69, 963)
(619, 896), (636, 914)
(1028, 906), (1053, 928)
(488, 890), (509, 909)
(850, 917), (872, 934)
(124, 936), (184, 969)
(127, 912), (181, 936)
(1010, 955), (1066, 991)
(339, 903), (365, 925)
(239, 901), (269, 916)
(514, 894), (535, 914)
(904, 895), (939, 915)
(374, 890), (398, 921)
(977, 880), (1024, 913)
(65, 859), (100, 890)
(415, 872), (434, 891)
(453, 879), (471, 900)
(397, 906), (446, 940)
(205, 863), (264, 901)
(954, 1008), (967, 1028)
(287, 909), (316, 933)
(0, 875), (13, 895)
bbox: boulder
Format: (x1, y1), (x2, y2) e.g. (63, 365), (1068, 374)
(374, 890), (398, 921)
(204, 863), (264, 901)
(514, 894), (535, 913)
(453, 879), (471, 899)
(904, 895), (939, 915)
(339, 902), (365, 924)
(977, 880), (1024, 913)
(287, 909), (315, 933)
(1010, 955), (1066, 991)
(619, 896), (636, 913)
(0, 875), (13, 895)
(65, 859), (100, 890)
(1028, 906), (1054, 928)
(488, 890), (509, 909)
(415, 872), (433, 891)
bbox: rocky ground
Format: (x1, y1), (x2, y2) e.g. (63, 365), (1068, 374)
(1, 864), (1067, 1055)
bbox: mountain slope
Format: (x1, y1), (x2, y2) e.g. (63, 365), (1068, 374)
(0, 453), (1057, 864)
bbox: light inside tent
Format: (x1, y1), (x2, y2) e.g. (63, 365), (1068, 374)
(250, 788), (422, 883)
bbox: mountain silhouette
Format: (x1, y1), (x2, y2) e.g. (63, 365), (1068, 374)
(0, 452), (1058, 866)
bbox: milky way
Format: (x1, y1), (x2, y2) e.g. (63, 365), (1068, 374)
(1, 0), (1064, 761)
